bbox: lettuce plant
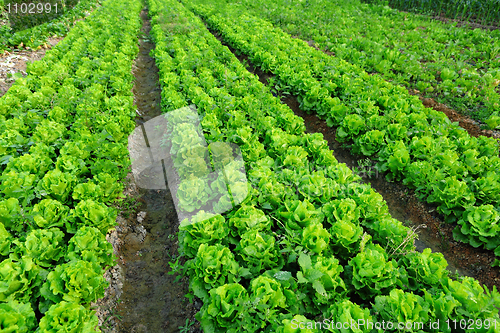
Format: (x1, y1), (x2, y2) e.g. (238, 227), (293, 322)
(454, 205), (500, 250)
(322, 198), (359, 225)
(276, 315), (319, 333)
(236, 229), (280, 275)
(328, 219), (363, 259)
(36, 169), (78, 203)
(66, 199), (117, 234)
(297, 254), (346, 306)
(326, 299), (375, 333)
(0, 257), (42, 304)
(0, 300), (36, 333)
(38, 301), (100, 333)
(0, 223), (12, 257)
(190, 244), (241, 298)
(278, 199), (324, 231)
(177, 176), (212, 213)
(297, 171), (339, 204)
(12, 228), (66, 268)
(373, 289), (431, 330)
(353, 129), (385, 156)
(228, 205), (271, 237)
(0, 171), (36, 205)
(336, 114), (366, 142)
(31, 199), (70, 230)
(399, 248), (449, 291)
(66, 226), (115, 267)
(0, 198), (23, 232)
(427, 176), (475, 218)
(250, 275), (287, 309)
(197, 283), (250, 333)
(40, 260), (107, 306)
(179, 212), (230, 258)
(348, 243), (400, 299)
(301, 223), (330, 255)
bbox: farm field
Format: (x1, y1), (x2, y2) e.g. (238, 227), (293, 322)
(194, 0), (500, 128)
(0, 0), (500, 332)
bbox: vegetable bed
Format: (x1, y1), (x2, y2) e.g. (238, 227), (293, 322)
(184, 0), (500, 263)
(147, 0), (500, 331)
(0, 0), (142, 330)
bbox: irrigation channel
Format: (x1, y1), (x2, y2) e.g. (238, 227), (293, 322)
(99, 8), (201, 333)
(101, 4), (499, 333)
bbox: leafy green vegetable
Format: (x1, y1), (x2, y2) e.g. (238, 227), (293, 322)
(0, 300), (36, 333)
(278, 199), (324, 231)
(67, 226), (115, 267)
(190, 244), (241, 296)
(179, 212), (230, 258)
(66, 199), (117, 234)
(236, 229), (280, 275)
(11, 228), (65, 268)
(0, 257), (42, 304)
(228, 205), (271, 237)
(31, 199), (70, 230)
(197, 283), (249, 333)
(38, 301), (100, 333)
(36, 169), (77, 203)
(176, 176), (212, 213)
(348, 243), (400, 299)
(301, 223), (330, 255)
(0, 198), (23, 232)
(40, 260), (107, 306)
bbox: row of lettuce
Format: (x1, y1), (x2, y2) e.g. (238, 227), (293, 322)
(183, 0), (500, 265)
(0, 0), (99, 53)
(149, 0), (500, 332)
(198, 0), (500, 127)
(0, 0), (142, 331)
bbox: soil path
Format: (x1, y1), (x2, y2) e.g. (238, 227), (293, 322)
(97, 8), (201, 333)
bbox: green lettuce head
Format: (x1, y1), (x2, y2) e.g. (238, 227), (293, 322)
(0, 222), (12, 256)
(192, 244), (240, 292)
(40, 260), (107, 306)
(176, 176), (212, 213)
(302, 223), (330, 255)
(31, 199), (70, 229)
(0, 300), (36, 333)
(228, 205), (271, 237)
(250, 275), (287, 309)
(38, 301), (100, 333)
(348, 243), (399, 299)
(237, 229), (280, 275)
(326, 299), (377, 333)
(67, 226), (115, 267)
(179, 212), (230, 258)
(0, 257), (42, 304)
(278, 199), (324, 231)
(67, 199), (117, 234)
(197, 283), (249, 332)
(13, 228), (65, 267)
(0, 198), (23, 232)
(276, 315), (319, 333)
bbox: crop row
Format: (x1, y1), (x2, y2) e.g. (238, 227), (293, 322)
(0, 0), (141, 330)
(199, 0), (500, 126)
(149, 0), (500, 332)
(366, 0), (500, 26)
(0, 0), (100, 53)
(184, 0), (500, 263)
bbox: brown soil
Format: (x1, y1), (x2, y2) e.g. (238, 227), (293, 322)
(210, 29), (500, 290)
(0, 37), (63, 97)
(95, 8), (201, 333)
(409, 90), (500, 141)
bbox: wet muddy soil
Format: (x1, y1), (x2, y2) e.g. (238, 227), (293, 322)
(95, 8), (201, 333)
(208, 27), (500, 290)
